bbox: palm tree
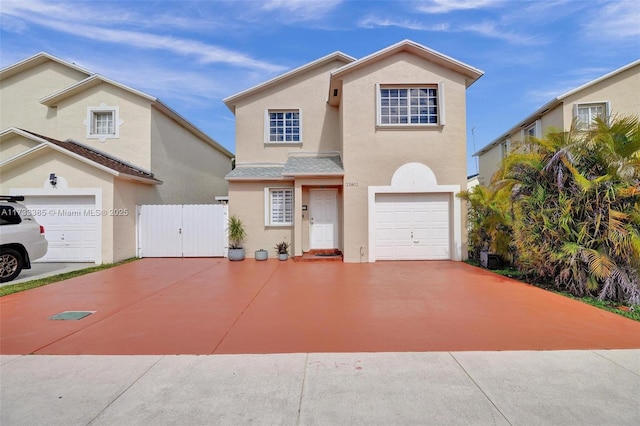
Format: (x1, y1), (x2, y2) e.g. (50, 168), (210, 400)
(495, 115), (640, 304)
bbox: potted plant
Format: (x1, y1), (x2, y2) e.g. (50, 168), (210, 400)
(227, 215), (247, 261)
(274, 241), (290, 261)
(255, 249), (268, 261)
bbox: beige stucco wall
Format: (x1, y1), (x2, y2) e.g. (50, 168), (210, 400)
(228, 181), (294, 257)
(148, 108), (231, 204)
(52, 83), (153, 170)
(0, 147), (117, 263)
(111, 178), (142, 262)
(477, 63), (639, 184)
(0, 135), (40, 162)
(233, 59), (345, 164)
(339, 52), (469, 262)
(0, 61), (88, 136)
(561, 63), (640, 124)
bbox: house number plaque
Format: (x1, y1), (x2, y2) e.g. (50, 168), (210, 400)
(345, 182), (359, 187)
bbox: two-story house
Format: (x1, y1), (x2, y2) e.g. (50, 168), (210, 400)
(224, 40), (483, 262)
(474, 59), (640, 185)
(0, 52), (233, 264)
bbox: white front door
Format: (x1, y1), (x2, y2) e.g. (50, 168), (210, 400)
(309, 189), (338, 249)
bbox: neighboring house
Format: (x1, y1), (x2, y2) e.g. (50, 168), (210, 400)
(0, 52), (233, 264)
(474, 60), (640, 185)
(467, 173), (479, 190)
(224, 40), (483, 262)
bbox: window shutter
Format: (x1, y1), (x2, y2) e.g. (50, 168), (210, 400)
(375, 83), (381, 126)
(438, 82), (446, 126)
(535, 120), (542, 138)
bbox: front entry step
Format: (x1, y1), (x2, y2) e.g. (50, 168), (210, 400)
(295, 249), (343, 262)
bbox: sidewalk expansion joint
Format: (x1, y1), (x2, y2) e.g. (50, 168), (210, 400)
(448, 352), (513, 426)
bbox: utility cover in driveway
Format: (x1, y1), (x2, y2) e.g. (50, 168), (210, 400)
(49, 311), (94, 320)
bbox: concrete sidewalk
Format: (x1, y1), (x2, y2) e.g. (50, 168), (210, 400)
(1, 350), (638, 425)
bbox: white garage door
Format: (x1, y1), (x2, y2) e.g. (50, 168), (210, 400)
(24, 196), (98, 262)
(375, 193), (451, 260)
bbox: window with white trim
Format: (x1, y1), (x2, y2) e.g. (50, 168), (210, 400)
(377, 84), (445, 126)
(86, 105), (121, 142)
(575, 102), (607, 130)
(500, 138), (510, 159)
(265, 188), (293, 226)
(266, 110), (301, 143)
(522, 120), (541, 141)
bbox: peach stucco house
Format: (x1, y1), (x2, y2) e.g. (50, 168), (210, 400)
(474, 59), (640, 185)
(0, 53), (233, 264)
(224, 40), (483, 262)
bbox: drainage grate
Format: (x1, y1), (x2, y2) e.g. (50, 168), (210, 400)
(49, 311), (95, 320)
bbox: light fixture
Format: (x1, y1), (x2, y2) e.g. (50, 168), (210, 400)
(49, 173), (57, 186)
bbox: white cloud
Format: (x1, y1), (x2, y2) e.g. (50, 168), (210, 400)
(415, 0), (503, 14)
(358, 16), (450, 31)
(358, 15), (541, 45)
(0, 0), (285, 73)
(583, 0), (640, 41)
(261, 0), (343, 21)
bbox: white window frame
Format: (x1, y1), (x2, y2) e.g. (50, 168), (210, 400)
(86, 105), (121, 142)
(264, 187), (294, 226)
(376, 83), (445, 128)
(573, 101), (609, 130)
(521, 120), (541, 141)
(500, 138), (511, 159)
(264, 109), (302, 144)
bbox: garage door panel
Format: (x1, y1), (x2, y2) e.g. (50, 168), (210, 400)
(24, 195), (98, 262)
(375, 193), (451, 261)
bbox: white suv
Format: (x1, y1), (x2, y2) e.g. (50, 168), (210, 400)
(0, 196), (49, 283)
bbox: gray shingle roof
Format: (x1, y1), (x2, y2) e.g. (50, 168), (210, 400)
(282, 155), (344, 176)
(225, 166), (285, 180)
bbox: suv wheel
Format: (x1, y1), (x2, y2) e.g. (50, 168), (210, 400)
(0, 248), (23, 283)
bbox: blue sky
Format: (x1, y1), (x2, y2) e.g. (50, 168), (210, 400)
(2, 0), (639, 176)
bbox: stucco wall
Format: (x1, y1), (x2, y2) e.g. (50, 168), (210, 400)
(228, 181), (294, 257)
(0, 61), (88, 136)
(0, 147), (117, 263)
(233, 59), (345, 164)
(148, 108), (231, 204)
(561, 63), (640, 124)
(339, 52), (469, 262)
(0, 134), (40, 162)
(53, 83), (153, 170)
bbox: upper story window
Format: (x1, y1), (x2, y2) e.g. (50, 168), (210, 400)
(377, 83), (445, 127)
(266, 110), (301, 144)
(500, 139), (510, 159)
(86, 105), (121, 142)
(575, 102), (608, 130)
(522, 120), (541, 141)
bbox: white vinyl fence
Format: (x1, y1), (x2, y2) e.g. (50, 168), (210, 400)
(137, 204), (228, 257)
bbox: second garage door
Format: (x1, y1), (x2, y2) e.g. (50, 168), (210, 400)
(375, 193), (451, 260)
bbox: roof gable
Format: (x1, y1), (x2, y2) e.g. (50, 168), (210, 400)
(39, 74), (156, 107)
(0, 52), (92, 81)
(331, 40), (483, 87)
(473, 59), (640, 156)
(223, 52), (356, 113)
(0, 128), (162, 184)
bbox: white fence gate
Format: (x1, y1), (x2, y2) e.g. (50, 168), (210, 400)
(137, 204), (228, 257)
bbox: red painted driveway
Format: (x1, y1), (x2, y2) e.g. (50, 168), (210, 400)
(1, 258), (639, 355)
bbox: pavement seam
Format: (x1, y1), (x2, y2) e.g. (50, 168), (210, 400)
(210, 263), (281, 354)
(85, 355), (165, 425)
(296, 353), (309, 425)
(448, 352), (513, 426)
(592, 350), (640, 377)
